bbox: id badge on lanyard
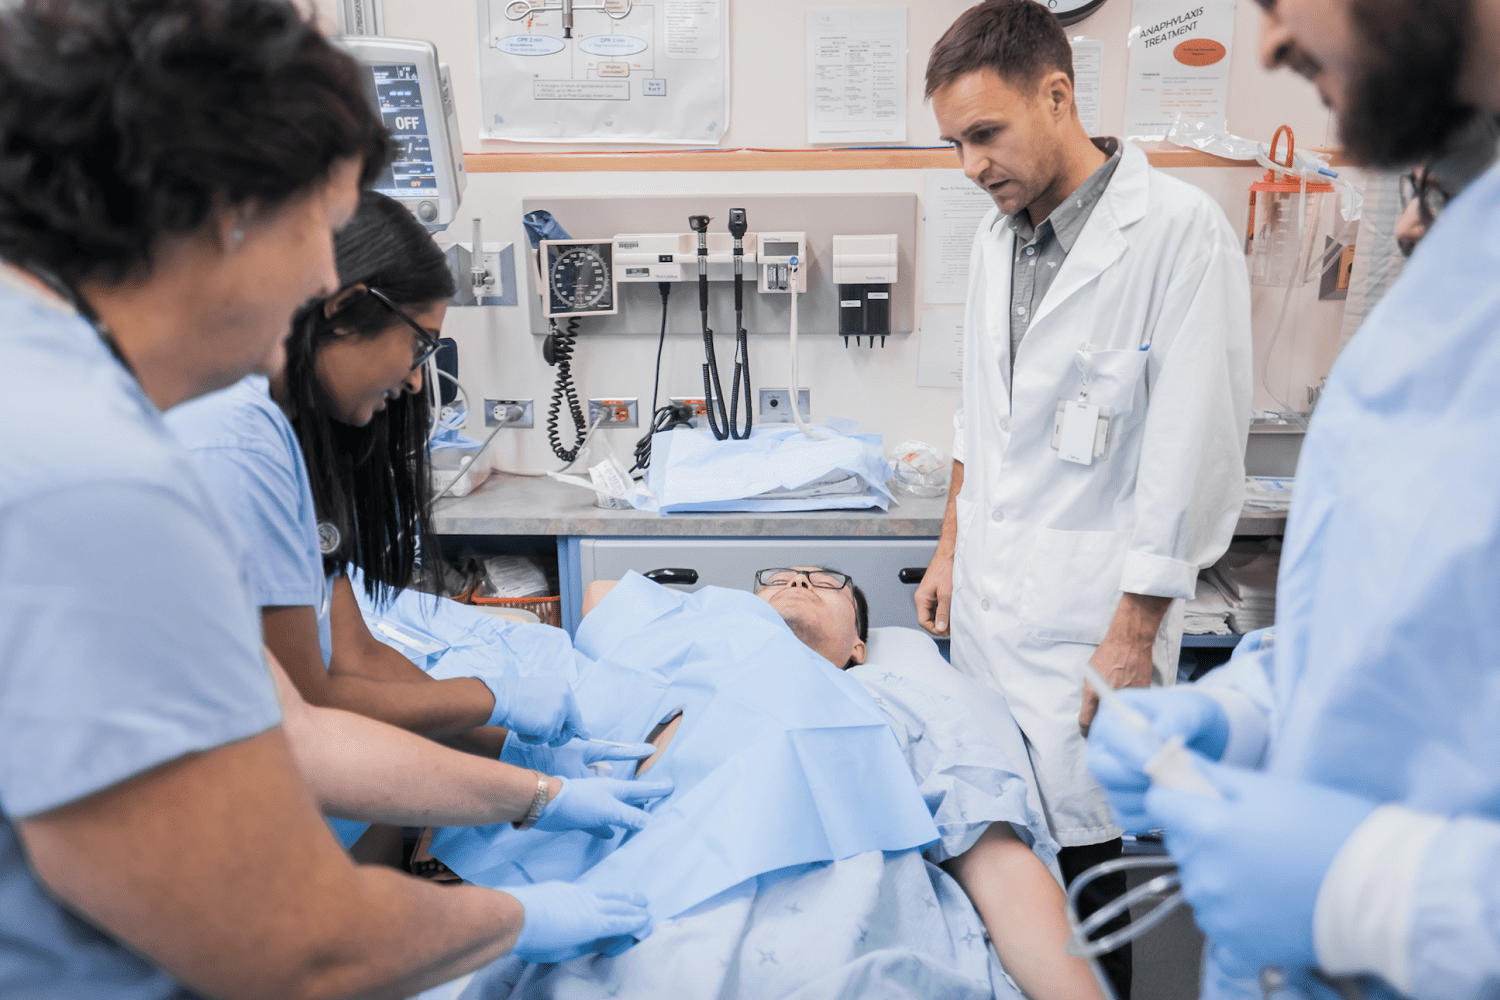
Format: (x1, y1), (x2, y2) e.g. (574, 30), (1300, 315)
(1051, 344), (1113, 465)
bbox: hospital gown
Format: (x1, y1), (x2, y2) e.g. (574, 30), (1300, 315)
(456, 623), (1058, 1000)
(430, 574), (939, 922)
(1191, 160), (1500, 998)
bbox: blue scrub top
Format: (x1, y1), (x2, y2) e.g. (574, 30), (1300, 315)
(165, 377), (365, 847)
(0, 275), (283, 997)
(166, 377), (333, 667)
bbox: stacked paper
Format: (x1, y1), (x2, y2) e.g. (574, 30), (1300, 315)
(1204, 539), (1281, 634)
(1245, 476), (1295, 512)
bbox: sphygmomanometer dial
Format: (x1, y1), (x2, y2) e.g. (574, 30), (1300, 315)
(548, 244), (614, 313)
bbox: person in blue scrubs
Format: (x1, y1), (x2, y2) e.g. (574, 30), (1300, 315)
(1086, 1), (1500, 997)
(165, 191), (630, 851)
(0, 2), (653, 996)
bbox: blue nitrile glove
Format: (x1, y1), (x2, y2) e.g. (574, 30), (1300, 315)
(534, 776), (674, 838)
(500, 734), (657, 778)
(481, 676), (588, 745)
(503, 882), (653, 964)
(1087, 687), (1231, 832)
(1145, 758), (1378, 971)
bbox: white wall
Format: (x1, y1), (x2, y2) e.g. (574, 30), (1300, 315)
(313, 0), (1335, 153)
(308, 0), (1355, 471)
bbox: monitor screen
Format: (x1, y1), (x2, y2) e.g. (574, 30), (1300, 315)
(763, 241), (800, 257)
(366, 63), (436, 194)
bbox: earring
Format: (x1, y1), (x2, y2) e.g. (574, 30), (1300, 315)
(230, 228), (244, 248)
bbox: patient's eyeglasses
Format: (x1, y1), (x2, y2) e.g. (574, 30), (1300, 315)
(1400, 169), (1452, 228)
(326, 285), (442, 371)
(755, 568), (852, 591)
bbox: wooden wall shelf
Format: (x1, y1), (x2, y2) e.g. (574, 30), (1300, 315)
(464, 146), (1351, 174)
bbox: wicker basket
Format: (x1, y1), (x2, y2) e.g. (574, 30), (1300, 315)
(470, 593), (563, 628)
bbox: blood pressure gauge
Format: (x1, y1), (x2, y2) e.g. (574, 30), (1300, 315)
(542, 240), (618, 318)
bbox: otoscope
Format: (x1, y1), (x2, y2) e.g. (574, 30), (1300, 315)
(690, 213), (731, 440)
(726, 207), (753, 439)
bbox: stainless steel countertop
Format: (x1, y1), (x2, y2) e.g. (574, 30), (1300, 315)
(433, 473), (1287, 537)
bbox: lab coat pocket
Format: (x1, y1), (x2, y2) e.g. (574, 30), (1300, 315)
(1019, 528), (1129, 644)
(1083, 349), (1150, 421)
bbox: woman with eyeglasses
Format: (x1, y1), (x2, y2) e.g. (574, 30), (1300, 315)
(164, 191), (638, 852)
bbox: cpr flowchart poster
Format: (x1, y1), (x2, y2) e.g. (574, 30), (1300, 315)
(1123, 0), (1235, 140)
(476, 0), (729, 143)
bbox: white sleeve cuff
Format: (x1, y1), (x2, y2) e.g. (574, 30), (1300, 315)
(1119, 550), (1198, 600)
(1197, 687), (1269, 768)
(1313, 804), (1448, 993)
(950, 405), (966, 464)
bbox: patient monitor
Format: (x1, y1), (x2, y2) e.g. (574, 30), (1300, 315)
(334, 35), (467, 232)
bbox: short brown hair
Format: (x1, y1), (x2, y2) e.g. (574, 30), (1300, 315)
(925, 0), (1075, 99)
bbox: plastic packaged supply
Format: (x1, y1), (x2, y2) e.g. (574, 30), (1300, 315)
(888, 440), (951, 498)
(480, 554), (551, 600)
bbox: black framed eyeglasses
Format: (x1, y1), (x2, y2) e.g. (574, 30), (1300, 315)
(755, 568), (852, 591)
(327, 285), (442, 371)
(1399, 169), (1452, 227)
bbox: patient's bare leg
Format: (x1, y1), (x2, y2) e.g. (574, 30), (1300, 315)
(941, 823), (1106, 1000)
(636, 712), (682, 777)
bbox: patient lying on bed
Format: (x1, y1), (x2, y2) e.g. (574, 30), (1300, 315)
(575, 568), (1104, 1000)
(398, 570), (1100, 1000)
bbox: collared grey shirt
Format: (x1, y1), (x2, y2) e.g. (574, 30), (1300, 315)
(1008, 136), (1122, 374)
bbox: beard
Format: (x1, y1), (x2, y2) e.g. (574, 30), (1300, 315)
(1340, 0), (1478, 168)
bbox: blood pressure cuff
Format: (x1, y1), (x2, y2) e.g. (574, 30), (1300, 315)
(429, 573), (939, 922)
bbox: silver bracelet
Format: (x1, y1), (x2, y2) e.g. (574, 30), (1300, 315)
(514, 772), (551, 830)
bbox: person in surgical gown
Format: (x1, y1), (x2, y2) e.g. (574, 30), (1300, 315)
(1087, 2), (1500, 997)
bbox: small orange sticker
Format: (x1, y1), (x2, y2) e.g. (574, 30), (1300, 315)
(1174, 38), (1226, 66)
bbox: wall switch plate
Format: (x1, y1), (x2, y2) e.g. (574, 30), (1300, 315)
(758, 388), (810, 423)
(588, 397), (640, 428)
(484, 398), (533, 428)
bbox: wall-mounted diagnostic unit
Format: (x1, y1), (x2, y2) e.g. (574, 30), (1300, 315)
(757, 233), (808, 293)
(541, 239), (618, 318)
(334, 36), (466, 232)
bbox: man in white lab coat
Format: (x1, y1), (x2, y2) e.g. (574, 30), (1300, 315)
(915, 3), (1252, 994)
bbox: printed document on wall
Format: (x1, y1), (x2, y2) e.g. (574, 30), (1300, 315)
(918, 311), (964, 389)
(924, 169), (994, 305)
(476, 0), (729, 144)
(1123, 0), (1235, 140)
(806, 7), (907, 143)
(1070, 39), (1103, 136)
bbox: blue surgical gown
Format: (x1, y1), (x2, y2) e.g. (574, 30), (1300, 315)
(0, 278), (283, 998)
(165, 376), (364, 845)
(1195, 161), (1500, 998)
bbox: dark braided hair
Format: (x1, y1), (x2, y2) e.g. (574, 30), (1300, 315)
(283, 191), (454, 602)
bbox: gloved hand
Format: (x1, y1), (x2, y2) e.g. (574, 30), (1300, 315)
(481, 676), (588, 745)
(1086, 687), (1231, 831)
(534, 776), (674, 838)
(1145, 758), (1378, 971)
(501, 734), (657, 779)
(503, 882), (653, 964)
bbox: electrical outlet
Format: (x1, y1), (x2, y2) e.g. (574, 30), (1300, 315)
(587, 397), (640, 428)
(484, 398), (534, 428)
(758, 388), (810, 423)
(668, 396), (708, 417)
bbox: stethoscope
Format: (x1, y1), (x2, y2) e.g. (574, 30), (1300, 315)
(1065, 856), (1371, 1000)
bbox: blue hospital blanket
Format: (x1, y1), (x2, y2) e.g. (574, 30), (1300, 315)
(429, 573), (940, 923)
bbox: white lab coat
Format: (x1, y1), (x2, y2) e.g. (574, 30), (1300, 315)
(949, 141), (1252, 846)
